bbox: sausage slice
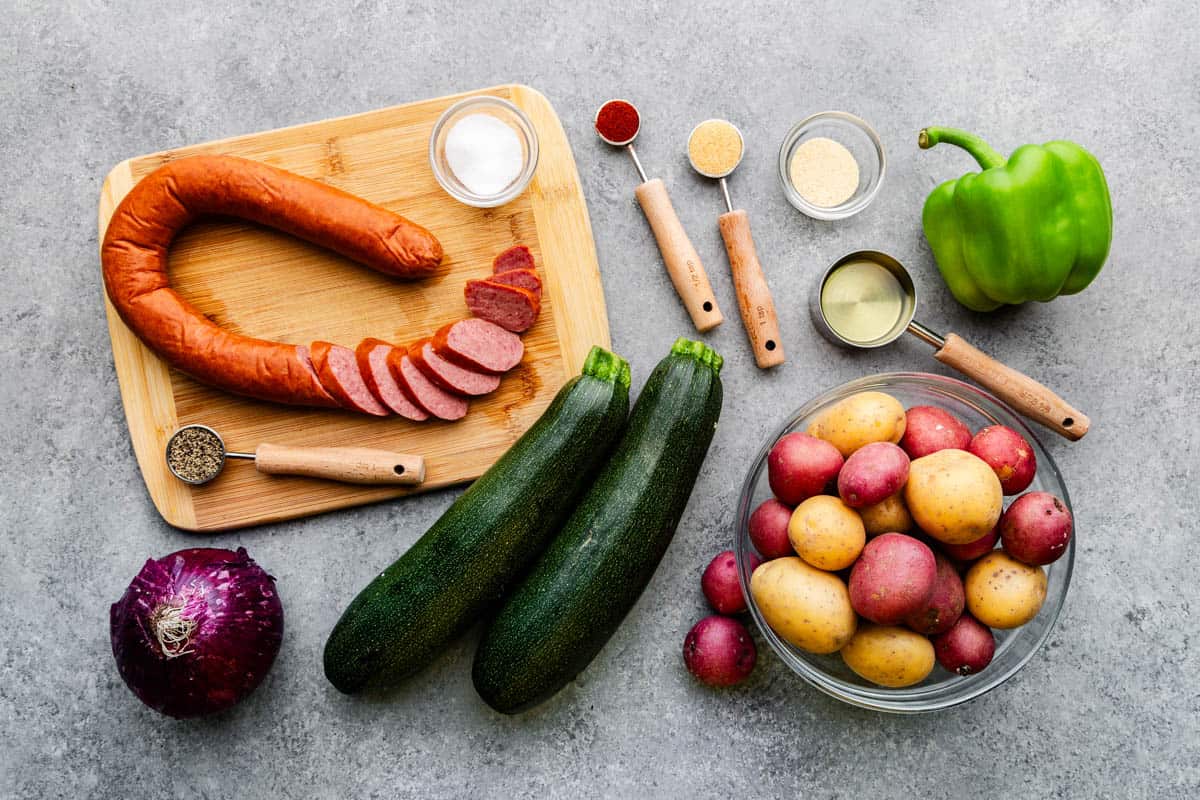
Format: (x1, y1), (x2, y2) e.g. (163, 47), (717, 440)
(386, 347), (469, 421)
(492, 245), (534, 274)
(310, 341), (390, 416)
(354, 339), (430, 421)
(488, 268), (542, 299)
(432, 319), (524, 374)
(464, 280), (540, 333)
(410, 339), (501, 397)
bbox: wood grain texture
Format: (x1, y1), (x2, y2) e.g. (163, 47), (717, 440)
(717, 209), (785, 369)
(96, 85), (610, 531)
(252, 443), (425, 485)
(633, 178), (724, 332)
(934, 333), (1090, 440)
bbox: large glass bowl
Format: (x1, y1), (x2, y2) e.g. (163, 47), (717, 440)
(734, 373), (1073, 713)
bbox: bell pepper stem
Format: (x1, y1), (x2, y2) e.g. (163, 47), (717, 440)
(918, 127), (1006, 170)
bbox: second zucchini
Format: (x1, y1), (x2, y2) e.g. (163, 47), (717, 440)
(472, 338), (724, 713)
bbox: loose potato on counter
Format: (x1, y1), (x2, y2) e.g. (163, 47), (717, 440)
(858, 491), (914, 536)
(750, 557), (857, 654)
(840, 624), (936, 688)
(787, 495), (866, 571)
(807, 391), (906, 458)
(965, 551), (1047, 628)
(905, 449), (1002, 544)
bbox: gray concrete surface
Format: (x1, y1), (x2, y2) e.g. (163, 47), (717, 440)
(2, 1), (1197, 797)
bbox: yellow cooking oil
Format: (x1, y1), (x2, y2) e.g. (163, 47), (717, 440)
(820, 260), (907, 343)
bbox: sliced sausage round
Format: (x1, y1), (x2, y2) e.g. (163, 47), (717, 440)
(310, 341), (390, 416)
(464, 280), (540, 333)
(492, 244), (534, 274)
(354, 339), (430, 421)
(386, 347), (468, 421)
(489, 268), (542, 299)
(410, 339), (501, 397)
(432, 318), (524, 374)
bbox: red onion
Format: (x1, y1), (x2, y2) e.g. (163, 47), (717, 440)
(110, 547), (283, 719)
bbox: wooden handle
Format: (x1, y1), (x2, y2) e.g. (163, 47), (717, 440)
(718, 209), (785, 368)
(253, 443), (426, 485)
(634, 178), (724, 332)
(934, 333), (1090, 440)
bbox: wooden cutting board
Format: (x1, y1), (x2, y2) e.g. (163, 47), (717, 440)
(97, 85), (609, 532)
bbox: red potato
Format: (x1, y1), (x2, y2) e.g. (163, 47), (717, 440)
(940, 526), (999, 564)
(904, 553), (965, 635)
(748, 498), (795, 560)
(837, 442), (910, 508)
(683, 615), (757, 687)
(968, 425), (1037, 495)
(767, 432), (844, 506)
(932, 614), (995, 675)
(1000, 491), (1073, 566)
(848, 533), (937, 625)
(701, 550), (760, 614)
(899, 405), (972, 459)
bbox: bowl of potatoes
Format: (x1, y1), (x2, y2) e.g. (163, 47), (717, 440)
(735, 372), (1073, 713)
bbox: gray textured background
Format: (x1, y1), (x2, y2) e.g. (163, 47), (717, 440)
(2, 1), (1197, 797)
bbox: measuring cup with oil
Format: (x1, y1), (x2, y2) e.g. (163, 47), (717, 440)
(165, 424), (426, 486)
(811, 251), (1089, 440)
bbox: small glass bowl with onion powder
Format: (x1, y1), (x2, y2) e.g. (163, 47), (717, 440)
(430, 96), (539, 208)
(778, 111), (885, 220)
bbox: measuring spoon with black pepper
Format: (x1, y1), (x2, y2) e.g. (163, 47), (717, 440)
(165, 424), (426, 486)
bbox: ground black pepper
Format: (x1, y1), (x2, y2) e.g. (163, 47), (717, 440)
(166, 426), (225, 484)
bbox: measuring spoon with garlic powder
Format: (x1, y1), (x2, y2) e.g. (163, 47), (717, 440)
(688, 119), (785, 368)
(165, 424), (426, 486)
(595, 99), (723, 332)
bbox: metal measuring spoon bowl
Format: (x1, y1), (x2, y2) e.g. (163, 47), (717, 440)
(687, 118), (745, 212)
(811, 250), (917, 349)
(594, 98), (641, 147)
(165, 424), (253, 485)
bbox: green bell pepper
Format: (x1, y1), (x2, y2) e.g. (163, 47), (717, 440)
(919, 126), (1112, 312)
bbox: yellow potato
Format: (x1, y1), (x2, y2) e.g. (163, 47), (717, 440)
(808, 391), (906, 457)
(788, 495), (866, 570)
(965, 551), (1047, 628)
(905, 449), (1002, 544)
(858, 491), (914, 536)
(750, 557), (857, 654)
(840, 624), (936, 688)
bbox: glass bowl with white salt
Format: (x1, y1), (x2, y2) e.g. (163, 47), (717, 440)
(778, 111), (885, 221)
(429, 96), (539, 208)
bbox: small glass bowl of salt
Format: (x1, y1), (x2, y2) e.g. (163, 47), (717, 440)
(430, 96), (539, 208)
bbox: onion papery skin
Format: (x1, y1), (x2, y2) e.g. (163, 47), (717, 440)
(110, 547), (284, 719)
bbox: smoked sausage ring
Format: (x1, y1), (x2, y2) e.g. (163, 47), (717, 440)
(101, 154), (443, 408)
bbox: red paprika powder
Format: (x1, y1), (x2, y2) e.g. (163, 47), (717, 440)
(595, 100), (640, 144)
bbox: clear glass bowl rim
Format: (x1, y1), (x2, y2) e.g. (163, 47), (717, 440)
(777, 110), (886, 221)
(734, 371), (1074, 713)
(428, 95), (539, 208)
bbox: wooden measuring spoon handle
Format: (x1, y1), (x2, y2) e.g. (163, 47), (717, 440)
(934, 333), (1090, 440)
(633, 178), (724, 332)
(718, 209), (785, 368)
(253, 443), (426, 485)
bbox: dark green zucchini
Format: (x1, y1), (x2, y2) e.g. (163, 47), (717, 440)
(323, 346), (631, 693)
(472, 338), (723, 713)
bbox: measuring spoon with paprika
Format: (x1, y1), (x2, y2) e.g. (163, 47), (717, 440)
(595, 99), (723, 332)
